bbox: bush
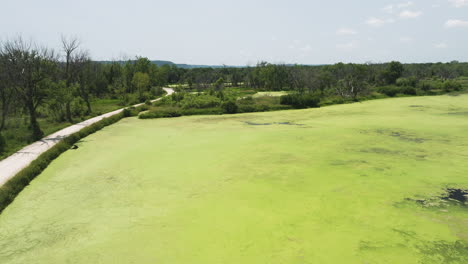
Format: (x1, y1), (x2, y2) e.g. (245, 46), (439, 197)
(71, 97), (87, 117)
(419, 82), (434, 92)
(443, 80), (462, 92)
(139, 92), (152, 103)
(180, 94), (222, 109)
(396, 77), (417, 87)
(221, 101), (238, 114)
(122, 108), (134, 117)
(139, 108), (182, 119)
(378, 86), (399, 97)
(150, 87), (164, 97)
(280, 93), (320, 108)
(400, 86), (417, 95)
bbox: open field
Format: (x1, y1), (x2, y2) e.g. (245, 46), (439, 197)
(252, 91), (290, 98)
(0, 95), (467, 263)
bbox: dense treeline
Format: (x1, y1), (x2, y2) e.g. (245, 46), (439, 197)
(1, 36), (467, 155)
(174, 61), (468, 92)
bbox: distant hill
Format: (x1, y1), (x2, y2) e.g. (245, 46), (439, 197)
(96, 60), (239, 69)
(96, 60), (325, 69)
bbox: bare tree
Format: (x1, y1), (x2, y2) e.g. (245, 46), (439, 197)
(61, 36), (80, 122)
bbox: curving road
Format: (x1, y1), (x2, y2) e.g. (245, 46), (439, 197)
(0, 88), (174, 186)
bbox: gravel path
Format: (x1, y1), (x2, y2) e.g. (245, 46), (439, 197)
(0, 88), (174, 186)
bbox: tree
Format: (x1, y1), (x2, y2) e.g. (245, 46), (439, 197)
(0, 48), (15, 131)
(132, 72), (150, 99)
(381, 61), (404, 84)
(61, 36), (80, 122)
(214, 77), (224, 90)
(2, 38), (57, 140)
(335, 64), (369, 100)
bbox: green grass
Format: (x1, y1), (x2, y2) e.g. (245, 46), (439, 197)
(252, 91), (290, 98)
(1, 95), (468, 263)
(89, 98), (123, 115)
(0, 118), (70, 160)
(0, 98), (125, 160)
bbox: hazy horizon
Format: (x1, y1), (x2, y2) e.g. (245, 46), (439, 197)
(1, 0), (468, 65)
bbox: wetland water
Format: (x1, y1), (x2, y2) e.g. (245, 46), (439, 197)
(1, 95), (467, 263)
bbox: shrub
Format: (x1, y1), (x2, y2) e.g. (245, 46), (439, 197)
(180, 94), (222, 109)
(419, 82), (433, 92)
(221, 101), (238, 114)
(401, 86), (417, 95)
(139, 108), (182, 119)
(378, 86), (399, 97)
(71, 97), (88, 117)
(443, 80), (462, 92)
(122, 108), (134, 117)
(150, 87), (164, 97)
(396, 77), (417, 87)
(280, 93), (320, 108)
(139, 92), (152, 103)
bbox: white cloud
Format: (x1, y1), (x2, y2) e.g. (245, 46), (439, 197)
(449, 0), (468, 8)
(366, 17), (395, 27)
(399, 36), (413, 43)
(399, 10), (422, 18)
(445, 19), (468, 27)
(383, 5), (394, 13)
(336, 27), (358, 35)
(336, 41), (359, 50)
(434, 42), (448, 48)
(397, 1), (414, 8)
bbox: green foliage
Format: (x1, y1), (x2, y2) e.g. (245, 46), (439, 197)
(378, 85), (418, 97)
(400, 86), (417, 95)
(381, 61), (404, 84)
(221, 101), (238, 114)
(280, 93), (320, 108)
(396, 77), (418, 87)
(132, 72), (150, 97)
(378, 86), (400, 97)
(0, 133), (5, 154)
(71, 97), (88, 117)
(172, 94), (222, 109)
(141, 108), (182, 118)
(443, 80), (462, 92)
(214, 77), (225, 90)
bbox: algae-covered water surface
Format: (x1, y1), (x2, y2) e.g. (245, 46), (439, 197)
(0, 95), (467, 263)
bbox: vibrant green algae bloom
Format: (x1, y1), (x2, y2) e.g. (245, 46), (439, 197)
(1, 95), (467, 263)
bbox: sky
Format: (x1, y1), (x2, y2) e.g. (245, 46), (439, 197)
(1, 0), (468, 65)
